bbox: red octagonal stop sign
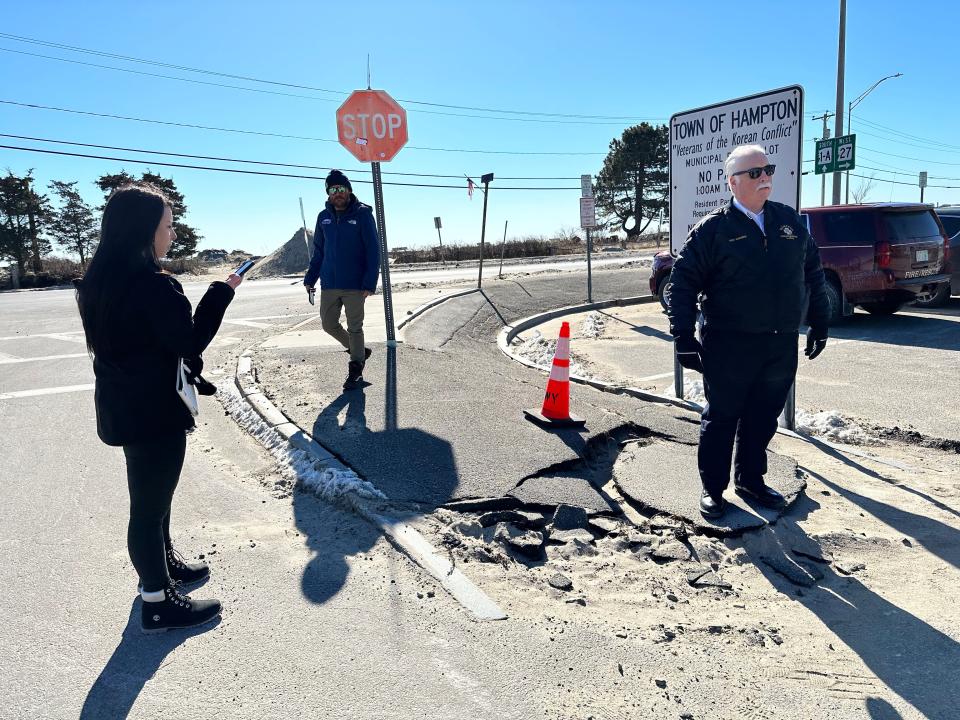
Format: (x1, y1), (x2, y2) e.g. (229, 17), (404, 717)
(336, 90), (408, 163)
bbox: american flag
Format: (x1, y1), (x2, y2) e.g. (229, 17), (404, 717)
(467, 178), (474, 200)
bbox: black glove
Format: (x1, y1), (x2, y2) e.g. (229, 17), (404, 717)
(182, 356), (218, 396)
(805, 326), (828, 360)
(306, 285), (316, 305)
(674, 335), (704, 373)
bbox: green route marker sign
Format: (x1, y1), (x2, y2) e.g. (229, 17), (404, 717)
(815, 134), (856, 174)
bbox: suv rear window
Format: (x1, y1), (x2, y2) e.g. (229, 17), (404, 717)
(884, 210), (942, 242)
(820, 212), (876, 245)
(937, 214), (960, 238)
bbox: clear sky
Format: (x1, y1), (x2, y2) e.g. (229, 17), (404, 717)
(1, 0), (957, 257)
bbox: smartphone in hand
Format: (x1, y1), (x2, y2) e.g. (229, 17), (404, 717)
(234, 259), (256, 276)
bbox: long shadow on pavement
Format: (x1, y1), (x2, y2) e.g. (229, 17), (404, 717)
(744, 490), (960, 718)
(293, 347), (457, 604)
(829, 312), (959, 352)
(80, 600), (220, 719)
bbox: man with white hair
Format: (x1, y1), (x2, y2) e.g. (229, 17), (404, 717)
(667, 144), (830, 519)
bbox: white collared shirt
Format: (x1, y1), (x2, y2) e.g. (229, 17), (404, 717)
(733, 198), (765, 235)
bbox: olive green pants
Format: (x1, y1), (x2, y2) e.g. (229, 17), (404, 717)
(319, 289), (367, 364)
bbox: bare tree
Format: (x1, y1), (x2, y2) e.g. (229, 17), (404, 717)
(851, 175), (876, 204)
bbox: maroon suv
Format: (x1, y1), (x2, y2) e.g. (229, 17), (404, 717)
(650, 203), (951, 323)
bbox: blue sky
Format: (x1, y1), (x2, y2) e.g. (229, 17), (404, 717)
(1, 0), (957, 256)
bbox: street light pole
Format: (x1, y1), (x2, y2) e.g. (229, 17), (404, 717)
(845, 72), (903, 204)
(831, 0), (846, 205)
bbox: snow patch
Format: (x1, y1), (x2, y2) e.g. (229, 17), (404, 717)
(512, 330), (591, 378)
(796, 409), (883, 446)
(218, 381), (386, 502)
(580, 311), (605, 339)
(663, 378), (706, 405)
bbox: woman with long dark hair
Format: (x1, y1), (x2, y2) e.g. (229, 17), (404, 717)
(76, 184), (241, 633)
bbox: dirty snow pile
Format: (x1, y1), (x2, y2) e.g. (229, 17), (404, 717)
(580, 312), (605, 339)
(663, 378), (706, 406)
(795, 409), (883, 445)
(512, 330), (591, 377)
(218, 381), (386, 502)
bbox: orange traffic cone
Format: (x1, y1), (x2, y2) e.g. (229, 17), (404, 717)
(524, 321), (586, 428)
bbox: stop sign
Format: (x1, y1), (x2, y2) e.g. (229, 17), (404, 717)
(336, 90), (408, 163)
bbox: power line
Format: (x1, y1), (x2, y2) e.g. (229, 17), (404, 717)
(0, 99), (606, 156)
(0, 32), (659, 122)
(0, 143), (582, 190)
(0, 133), (582, 181)
(0, 45), (656, 127)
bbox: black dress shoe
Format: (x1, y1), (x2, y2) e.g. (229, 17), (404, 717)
(699, 490), (726, 519)
(734, 483), (786, 508)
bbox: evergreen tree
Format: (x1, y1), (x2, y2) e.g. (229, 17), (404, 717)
(48, 180), (98, 265)
(594, 123), (669, 238)
(95, 170), (201, 257)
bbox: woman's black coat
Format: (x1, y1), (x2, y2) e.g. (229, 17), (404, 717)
(90, 271), (234, 446)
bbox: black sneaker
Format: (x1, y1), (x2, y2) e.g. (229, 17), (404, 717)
(167, 547), (210, 586)
(699, 489), (727, 519)
(140, 585), (221, 634)
(343, 360), (364, 390)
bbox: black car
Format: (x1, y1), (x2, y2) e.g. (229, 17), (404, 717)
(915, 206), (959, 307)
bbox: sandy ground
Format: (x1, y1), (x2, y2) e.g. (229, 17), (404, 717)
(407, 426), (960, 719)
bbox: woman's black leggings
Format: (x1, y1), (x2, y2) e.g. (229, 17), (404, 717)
(122, 431), (187, 592)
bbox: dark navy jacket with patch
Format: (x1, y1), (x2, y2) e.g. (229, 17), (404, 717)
(667, 199), (830, 337)
(304, 195), (381, 292)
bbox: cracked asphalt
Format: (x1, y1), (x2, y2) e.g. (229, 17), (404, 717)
(252, 267), (800, 531)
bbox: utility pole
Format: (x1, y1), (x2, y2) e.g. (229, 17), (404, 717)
(813, 111), (834, 206)
(832, 0), (846, 205)
(477, 173), (493, 289)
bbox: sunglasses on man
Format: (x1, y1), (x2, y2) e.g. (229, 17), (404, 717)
(731, 164), (776, 180)
(327, 185), (350, 195)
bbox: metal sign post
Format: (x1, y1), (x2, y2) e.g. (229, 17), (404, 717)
(498, 220), (508, 278)
(298, 197), (311, 258)
(580, 174), (596, 304)
(371, 161), (396, 345)
(477, 173), (493, 289)
(434, 216), (445, 265)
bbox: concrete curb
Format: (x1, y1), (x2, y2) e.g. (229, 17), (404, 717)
(396, 287), (479, 331)
(225, 347), (507, 622)
(496, 296), (701, 412)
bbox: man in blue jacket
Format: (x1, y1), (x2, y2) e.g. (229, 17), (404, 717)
(305, 170), (381, 390)
(667, 144), (830, 519)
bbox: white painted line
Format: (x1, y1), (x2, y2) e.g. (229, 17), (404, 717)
(0, 332), (85, 343)
(358, 504), (507, 622)
(38, 333), (88, 344)
(222, 319), (272, 329)
(0, 383), (94, 400)
(0, 353), (88, 365)
(289, 315), (320, 332)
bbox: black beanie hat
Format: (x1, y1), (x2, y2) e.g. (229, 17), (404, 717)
(325, 170), (352, 193)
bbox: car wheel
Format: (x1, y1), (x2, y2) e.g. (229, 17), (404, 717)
(823, 280), (843, 325)
(859, 299), (904, 315)
(912, 282), (951, 308)
(656, 275), (672, 312)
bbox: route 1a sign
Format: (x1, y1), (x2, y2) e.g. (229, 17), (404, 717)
(815, 138), (834, 175)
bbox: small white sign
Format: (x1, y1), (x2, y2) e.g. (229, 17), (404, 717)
(919, 171), (928, 189)
(581, 174), (593, 198)
(580, 197), (597, 229)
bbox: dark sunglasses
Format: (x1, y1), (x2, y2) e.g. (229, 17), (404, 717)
(731, 164), (776, 180)
(327, 185), (349, 195)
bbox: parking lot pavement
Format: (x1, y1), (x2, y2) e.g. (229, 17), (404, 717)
(525, 298), (960, 442)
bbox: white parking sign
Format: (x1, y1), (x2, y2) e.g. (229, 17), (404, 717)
(669, 86), (804, 254)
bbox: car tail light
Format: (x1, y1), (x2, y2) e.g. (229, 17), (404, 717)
(875, 241), (892, 269)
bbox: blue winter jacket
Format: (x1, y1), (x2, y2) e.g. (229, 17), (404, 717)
(304, 195), (381, 292)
